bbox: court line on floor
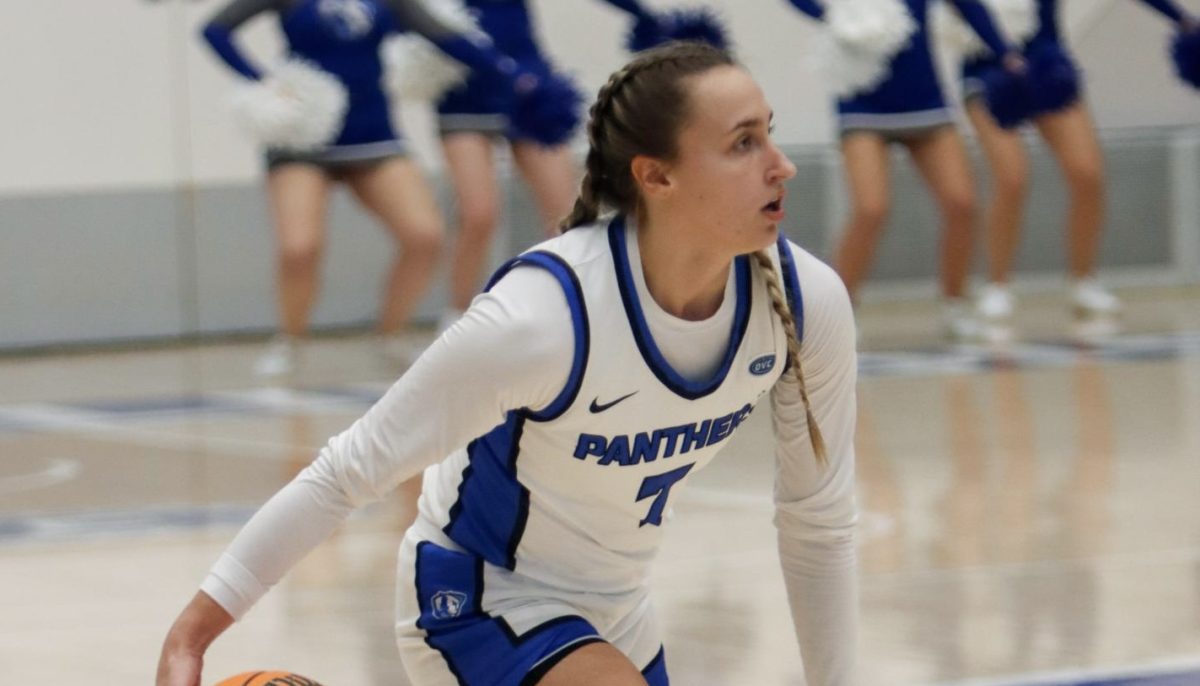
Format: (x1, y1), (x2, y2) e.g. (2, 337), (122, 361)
(0, 458), (81, 495)
(2, 332), (1199, 438)
(931, 656), (1200, 686)
(0, 403), (329, 461)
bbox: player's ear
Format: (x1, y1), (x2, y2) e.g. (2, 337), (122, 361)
(631, 155), (673, 199)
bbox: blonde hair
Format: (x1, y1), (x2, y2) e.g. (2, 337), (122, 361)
(751, 250), (827, 466)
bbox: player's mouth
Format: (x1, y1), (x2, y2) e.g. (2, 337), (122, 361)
(762, 192), (785, 222)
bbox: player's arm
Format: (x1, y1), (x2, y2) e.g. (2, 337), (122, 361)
(770, 245), (859, 686)
(199, 0), (285, 79)
(156, 265), (575, 685)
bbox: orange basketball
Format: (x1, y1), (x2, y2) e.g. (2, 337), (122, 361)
(213, 671), (325, 686)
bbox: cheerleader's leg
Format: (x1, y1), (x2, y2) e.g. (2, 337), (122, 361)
(965, 97), (1030, 287)
(906, 126), (978, 299)
(266, 163), (335, 337)
(442, 132), (503, 313)
(1033, 103), (1106, 281)
(511, 141), (580, 238)
(345, 157), (446, 334)
(834, 131), (893, 302)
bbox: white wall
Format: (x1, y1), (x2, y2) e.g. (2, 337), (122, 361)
(0, 0), (179, 194)
(0, 0), (1197, 195)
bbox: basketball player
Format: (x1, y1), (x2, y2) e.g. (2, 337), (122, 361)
(158, 42), (858, 686)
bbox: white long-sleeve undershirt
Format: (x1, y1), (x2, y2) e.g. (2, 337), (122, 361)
(200, 240), (858, 685)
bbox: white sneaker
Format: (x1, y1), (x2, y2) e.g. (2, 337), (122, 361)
(254, 335), (300, 377)
(942, 298), (982, 341)
(1070, 278), (1121, 317)
(976, 282), (1015, 321)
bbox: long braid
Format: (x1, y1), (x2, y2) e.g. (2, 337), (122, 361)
(560, 60), (649, 232)
(752, 250), (828, 466)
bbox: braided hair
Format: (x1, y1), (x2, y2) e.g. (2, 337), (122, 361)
(560, 42), (734, 232)
(562, 42), (827, 464)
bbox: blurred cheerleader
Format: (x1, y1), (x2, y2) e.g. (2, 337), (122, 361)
(201, 0), (545, 376)
(427, 0), (729, 329)
(954, 0), (1199, 329)
(786, 0), (1023, 340)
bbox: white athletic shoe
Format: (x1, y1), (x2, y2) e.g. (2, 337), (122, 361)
(942, 298), (983, 342)
(254, 335), (300, 377)
(1070, 278), (1121, 317)
(976, 282), (1015, 321)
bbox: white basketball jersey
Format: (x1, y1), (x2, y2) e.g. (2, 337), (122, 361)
(418, 217), (806, 593)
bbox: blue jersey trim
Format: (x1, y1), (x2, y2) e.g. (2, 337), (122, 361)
(642, 646), (669, 686)
(775, 235), (806, 342)
(608, 216), (752, 400)
(414, 541), (603, 686)
(485, 250), (590, 421)
(443, 413), (530, 570)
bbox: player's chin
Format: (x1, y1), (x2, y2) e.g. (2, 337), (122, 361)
(743, 221), (779, 254)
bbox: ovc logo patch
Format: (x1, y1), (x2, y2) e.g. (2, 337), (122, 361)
(749, 354), (776, 376)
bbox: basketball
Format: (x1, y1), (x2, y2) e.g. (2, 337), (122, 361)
(213, 671), (325, 686)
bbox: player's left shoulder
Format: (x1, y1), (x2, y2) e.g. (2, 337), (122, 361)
(780, 240), (849, 308)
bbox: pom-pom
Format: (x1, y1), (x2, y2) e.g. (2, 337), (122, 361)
(933, 0), (1038, 59)
(826, 0), (916, 50)
(1171, 28), (1200, 89)
(381, 0), (478, 102)
(625, 7), (729, 52)
(229, 59), (347, 151)
(1027, 43), (1080, 114)
(982, 66), (1036, 128)
(381, 34), (470, 101)
(815, 0), (917, 97)
(510, 71), (584, 146)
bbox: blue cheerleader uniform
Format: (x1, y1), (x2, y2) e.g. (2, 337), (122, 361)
(436, 0), (653, 140)
(202, 0), (528, 170)
(204, 0), (406, 169)
(436, 0), (544, 138)
(789, 0), (1011, 139)
(962, 0), (1188, 102)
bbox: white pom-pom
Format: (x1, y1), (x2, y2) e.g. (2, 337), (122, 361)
(826, 0), (917, 51)
(381, 0), (478, 102)
(814, 0), (918, 98)
(229, 59), (348, 151)
(933, 0), (1038, 60)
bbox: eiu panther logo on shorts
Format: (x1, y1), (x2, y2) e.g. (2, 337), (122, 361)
(431, 590), (468, 620)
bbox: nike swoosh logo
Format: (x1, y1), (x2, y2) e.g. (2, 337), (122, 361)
(589, 391), (638, 413)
